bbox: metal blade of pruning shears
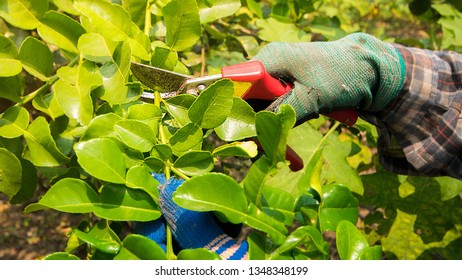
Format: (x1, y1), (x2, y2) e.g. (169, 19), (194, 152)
(130, 62), (222, 99)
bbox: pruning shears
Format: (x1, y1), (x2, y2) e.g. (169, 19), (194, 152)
(130, 60), (359, 171)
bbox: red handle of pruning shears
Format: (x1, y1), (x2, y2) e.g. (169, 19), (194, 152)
(221, 60), (358, 126)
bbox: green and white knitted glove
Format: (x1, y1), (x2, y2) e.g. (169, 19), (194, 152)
(253, 33), (406, 122)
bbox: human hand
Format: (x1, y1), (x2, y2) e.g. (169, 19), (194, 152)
(253, 33), (405, 123)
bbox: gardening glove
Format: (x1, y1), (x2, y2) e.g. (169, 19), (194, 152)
(253, 32), (406, 123)
(136, 173), (248, 260)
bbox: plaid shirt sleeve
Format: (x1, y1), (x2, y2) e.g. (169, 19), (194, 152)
(361, 44), (462, 179)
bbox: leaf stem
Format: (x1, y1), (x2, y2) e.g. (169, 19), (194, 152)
(144, 1), (152, 36)
(166, 224), (176, 260)
(20, 55), (80, 105)
(170, 166), (191, 181)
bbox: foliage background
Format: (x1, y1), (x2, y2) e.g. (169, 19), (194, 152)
(1, 0), (462, 260)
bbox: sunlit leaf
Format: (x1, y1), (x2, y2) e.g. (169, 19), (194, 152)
(256, 18), (311, 42)
(74, 138), (126, 184)
(78, 33), (117, 63)
(173, 151), (214, 176)
(95, 184), (161, 221)
(24, 178), (99, 214)
(23, 117), (70, 167)
(197, 0), (241, 23)
(319, 184), (359, 232)
(212, 141), (258, 158)
(162, 0), (201, 51)
(74, 0), (132, 41)
(177, 248), (221, 260)
(336, 220), (369, 260)
(0, 106), (29, 138)
(37, 11), (86, 54)
(114, 119), (157, 152)
(169, 123), (203, 156)
(125, 165), (160, 202)
(114, 234), (167, 260)
(215, 97), (256, 141)
(188, 79), (234, 129)
(0, 0), (48, 30)
(0, 35), (22, 77)
(256, 104), (295, 165)
(18, 37), (53, 81)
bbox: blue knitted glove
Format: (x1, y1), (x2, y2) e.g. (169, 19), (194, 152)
(136, 173), (248, 260)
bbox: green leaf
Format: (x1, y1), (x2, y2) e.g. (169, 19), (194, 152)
(0, 0), (48, 30)
(164, 94), (197, 126)
(169, 123), (203, 156)
(188, 79), (234, 129)
(243, 156), (272, 206)
(55, 62), (101, 125)
(151, 43), (178, 71)
(256, 18), (311, 42)
(122, 0), (148, 28)
(245, 203), (288, 244)
(162, 0), (201, 51)
(18, 36), (54, 81)
(0, 75), (24, 102)
(0, 148), (22, 199)
(77, 33), (117, 63)
(75, 220), (121, 254)
(234, 35), (260, 58)
(288, 122), (363, 195)
(197, 0), (241, 23)
(125, 165), (160, 202)
(52, 0), (80, 15)
(43, 252), (81, 260)
(24, 178), (99, 214)
(177, 248), (221, 260)
(173, 151), (214, 176)
(81, 113), (122, 141)
(273, 226), (328, 258)
(215, 97), (256, 141)
(115, 234), (167, 260)
(74, 138), (126, 184)
(74, 0), (132, 41)
(114, 119), (157, 152)
(37, 11), (86, 54)
(212, 141), (258, 158)
(261, 186), (295, 226)
(23, 117), (70, 167)
(0, 106), (29, 138)
(319, 184), (359, 232)
(246, 0), (263, 18)
(437, 176), (462, 201)
(256, 104), (295, 164)
(143, 156), (165, 173)
(95, 184), (161, 221)
(336, 220), (369, 260)
(127, 103), (162, 129)
(173, 173), (287, 243)
(10, 158), (37, 204)
(361, 172), (462, 259)
(150, 144), (173, 161)
(128, 23), (151, 61)
(99, 40), (132, 105)
(0, 35), (22, 77)
(359, 245), (382, 260)
(32, 92), (64, 120)
(173, 173), (248, 223)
